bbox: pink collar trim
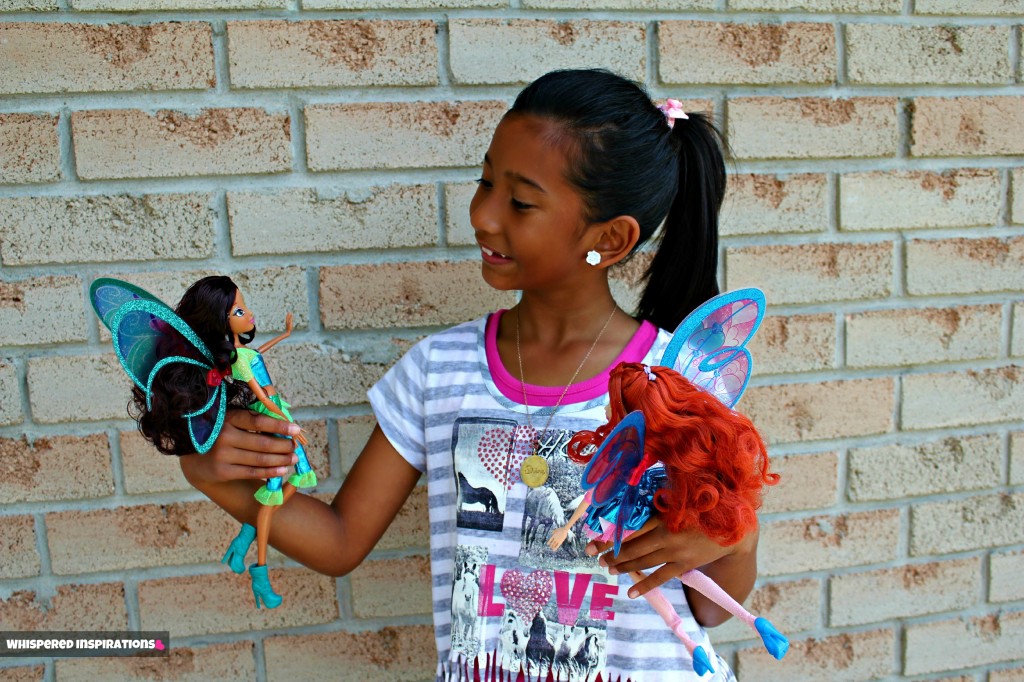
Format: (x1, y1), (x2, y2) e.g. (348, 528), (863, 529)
(485, 310), (658, 407)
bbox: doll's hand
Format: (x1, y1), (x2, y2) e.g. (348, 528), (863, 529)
(293, 427), (309, 448)
(284, 312), (294, 334)
(180, 408), (299, 487)
(587, 517), (734, 599)
(547, 526), (570, 551)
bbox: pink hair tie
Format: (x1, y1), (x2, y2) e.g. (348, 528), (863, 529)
(658, 98), (688, 129)
(643, 364), (656, 381)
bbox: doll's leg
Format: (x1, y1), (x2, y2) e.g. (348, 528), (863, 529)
(221, 523), (256, 574)
(679, 570), (788, 660)
(249, 483), (298, 610)
(629, 571), (714, 676)
(287, 441), (317, 489)
(254, 474), (284, 506)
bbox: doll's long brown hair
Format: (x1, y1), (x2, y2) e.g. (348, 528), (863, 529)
(567, 362), (778, 546)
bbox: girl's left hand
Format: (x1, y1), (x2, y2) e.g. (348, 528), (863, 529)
(587, 517), (733, 599)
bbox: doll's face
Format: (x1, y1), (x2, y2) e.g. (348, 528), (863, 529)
(226, 289), (256, 337)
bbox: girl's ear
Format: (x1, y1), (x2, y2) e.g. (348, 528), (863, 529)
(588, 215), (641, 268)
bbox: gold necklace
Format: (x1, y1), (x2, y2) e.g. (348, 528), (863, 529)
(514, 305), (617, 487)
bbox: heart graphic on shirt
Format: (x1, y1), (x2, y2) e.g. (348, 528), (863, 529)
(477, 426), (536, 489)
(500, 568), (553, 625)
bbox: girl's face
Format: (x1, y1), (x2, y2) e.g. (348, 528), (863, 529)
(226, 289), (256, 337)
(470, 113), (594, 292)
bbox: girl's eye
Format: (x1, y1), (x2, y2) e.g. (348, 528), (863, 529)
(475, 177), (492, 189)
(511, 198), (533, 210)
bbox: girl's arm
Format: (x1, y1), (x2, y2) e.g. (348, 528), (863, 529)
(256, 312), (294, 354)
(179, 410), (421, 576)
(590, 518), (760, 628)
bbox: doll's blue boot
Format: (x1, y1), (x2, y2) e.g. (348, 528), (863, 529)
(287, 443), (317, 488)
(248, 563), (282, 609)
(691, 646), (714, 676)
(755, 617), (789, 659)
(221, 523), (256, 575)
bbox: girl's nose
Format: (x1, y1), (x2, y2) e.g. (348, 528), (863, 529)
(469, 190), (499, 234)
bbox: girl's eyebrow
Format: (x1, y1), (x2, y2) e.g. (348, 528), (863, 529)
(482, 153), (547, 193)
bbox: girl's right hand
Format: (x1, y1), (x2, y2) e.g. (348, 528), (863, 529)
(179, 408), (298, 486)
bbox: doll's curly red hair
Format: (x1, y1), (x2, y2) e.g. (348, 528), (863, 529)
(568, 362), (778, 547)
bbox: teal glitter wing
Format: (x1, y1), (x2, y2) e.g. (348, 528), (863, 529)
(90, 279), (226, 454)
(658, 288), (766, 408)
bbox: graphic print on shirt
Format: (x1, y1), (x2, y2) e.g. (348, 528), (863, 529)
(452, 416), (535, 531)
(451, 545), (488, 657)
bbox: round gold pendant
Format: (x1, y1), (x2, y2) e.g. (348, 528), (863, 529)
(519, 455), (549, 488)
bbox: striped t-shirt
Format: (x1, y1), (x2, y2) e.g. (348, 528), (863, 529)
(368, 312), (736, 682)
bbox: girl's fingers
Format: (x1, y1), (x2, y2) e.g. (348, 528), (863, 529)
(225, 409), (298, 437)
(626, 564), (681, 598)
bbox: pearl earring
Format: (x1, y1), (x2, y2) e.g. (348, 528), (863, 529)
(585, 250), (601, 266)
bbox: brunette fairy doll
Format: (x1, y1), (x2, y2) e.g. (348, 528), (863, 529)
(92, 275), (315, 609)
(548, 361), (787, 675)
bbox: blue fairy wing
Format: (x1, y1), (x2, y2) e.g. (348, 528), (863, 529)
(658, 288), (766, 408)
(612, 482), (642, 557)
(107, 296), (225, 454)
(581, 411), (646, 505)
(90, 277), (165, 332)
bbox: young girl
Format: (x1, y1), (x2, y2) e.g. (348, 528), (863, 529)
(180, 69), (759, 681)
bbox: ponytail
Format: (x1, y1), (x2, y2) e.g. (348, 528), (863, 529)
(636, 112), (726, 331)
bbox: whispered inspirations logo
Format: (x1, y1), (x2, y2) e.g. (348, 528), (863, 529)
(0, 631), (170, 657)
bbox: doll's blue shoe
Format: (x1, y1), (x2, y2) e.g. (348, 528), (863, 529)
(248, 563), (282, 609)
(691, 646), (714, 676)
(755, 617), (789, 660)
(221, 523), (256, 575)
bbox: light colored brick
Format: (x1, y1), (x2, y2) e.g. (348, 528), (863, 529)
(0, 515), (39, 579)
(46, 501), (246, 574)
(349, 555), (431, 618)
(992, 667), (1024, 682)
(742, 378), (893, 444)
(661, 21), (834, 85)
(991, 549), (1024, 602)
(138, 568), (337, 636)
(120, 430), (191, 494)
(0, 22), (213, 94)
(306, 100), (505, 171)
(264, 626), (435, 680)
(849, 434), (1001, 502)
(0, 276), (86, 345)
(831, 558), (979, 626)
(0, 113), (59, 184)
(840, 169), (1002, 231)
(0, 666), (43, 682)
(338, 414), (377, 475)
(760, 509), (900, 575)
(761, 452), (837, 513)
(320, 261), (517, 330)
(1012, 432), (1024, 485)
(721, 173), (829, 236)
(737, 629), (894, 682)
(0, 434), (112, 502)
(451, 20), (644, 85)
(846, 304), (1002, 368)
(228, 186), (436, 256)
(729, 97), (898, 159)
(56, 642), (255, 681)
(73, 0), (282, 7)
(727, 242), (892, 305)
(1015, 303), (1024, 357)
(445, 181), (478, 246)
(264, 343), (387, 408)
(748, 313), (835, 375)
(1014, 168), (1024, 224)
(912, 97), (1024, 157)
(1, 1), (56, 9)
(905, 611), (1024, 675)
(915, 0), (1024, 15)
(0, 583), (126, 631)
(0, 360), (20, 426)
(715, 578), (820, 644)
(0, 194), (214, 266)
(73, 108), (290, 179)
(95, 267), (310, 337)
(907, 236), (1024, 295)
(228, 20), (436, 88)
(376, 485), (429, 551)
(848, 25), (1011, 85)
(729, 0), (899, 9)
(27, 353), (133, 423)
(911, 492), (1024, 555)
(526, 0), (713, 7)
(307, 0), (500, 6)
(903, 366), (1024, 430)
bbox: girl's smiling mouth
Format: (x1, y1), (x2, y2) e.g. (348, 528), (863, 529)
(480, 244), (513, 263)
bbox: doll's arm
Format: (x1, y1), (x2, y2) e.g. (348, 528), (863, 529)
(246, 377), (308, 446)
(181, 415), (419, 576)
(256, 312), (294, 354)
(547, 495), (591, 551)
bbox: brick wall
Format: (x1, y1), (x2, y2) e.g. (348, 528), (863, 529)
(0, 1), (1021, 680)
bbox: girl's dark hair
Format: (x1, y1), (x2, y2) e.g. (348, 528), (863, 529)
(131, 276), (254, 455)
(510, 68), (726, 330)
